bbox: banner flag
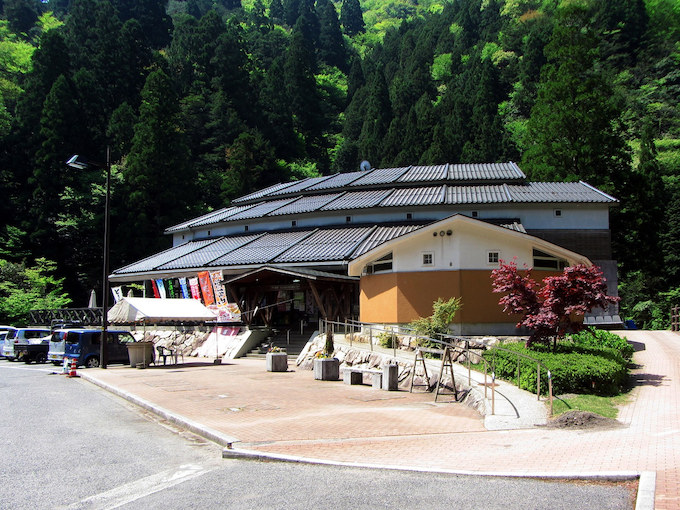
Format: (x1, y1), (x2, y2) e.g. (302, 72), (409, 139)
(210, 270), (227, 305)
(155, 279), (167, 299)
(151, 279), (160, 299)
(179, 277), (190, 299)
(198, 271), (214, 306)
(111, 286), (123, 303)
(189, 277), (201, 300)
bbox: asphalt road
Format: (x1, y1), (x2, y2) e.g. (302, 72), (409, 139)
(0, 360), (635, 509)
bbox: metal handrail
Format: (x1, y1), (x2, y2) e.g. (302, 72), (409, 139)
(320, 319), (504, 412)
(320, 317), (548, 401)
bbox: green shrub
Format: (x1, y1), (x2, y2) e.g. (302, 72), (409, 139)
(377, 330), (396, 348)
(482, 342), (629, 396)
(567, 328), (634, 360)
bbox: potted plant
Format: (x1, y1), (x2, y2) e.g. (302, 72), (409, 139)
(314, 328), (339, 380)
(266, 345), (288, 372)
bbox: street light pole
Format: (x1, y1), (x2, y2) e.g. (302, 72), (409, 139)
(66, 147), (111, 368)
(101, 146), (111, 368)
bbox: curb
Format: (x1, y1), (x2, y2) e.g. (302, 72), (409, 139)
(79, 372), (655, 509)
(80, 372), (239, 448)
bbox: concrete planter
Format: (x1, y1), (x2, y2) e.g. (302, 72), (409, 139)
(266, 352), (288, 372)
(314, 357), (340, 380)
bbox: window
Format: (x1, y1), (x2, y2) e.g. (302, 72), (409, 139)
(488, 251), (499, 265)
(346, 216), (352, 223)
(472, 211), (479, 218)
(244, 225), (249, 232)
(364, 252), (393, 274)
(406, 213), (413, 220)
(533, 249), (567, 270)
(291, 220), (297, 227)
(422, 252), (434, 266)
(554, 209), (562, 217)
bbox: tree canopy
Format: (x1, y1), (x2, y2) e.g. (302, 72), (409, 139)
(0, 0), (677, 320)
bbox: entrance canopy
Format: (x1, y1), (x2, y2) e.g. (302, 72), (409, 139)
(225, 266), (358, 323)
(107, 297), (216, 325)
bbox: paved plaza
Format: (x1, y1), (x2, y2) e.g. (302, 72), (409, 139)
(80, 330), (679, 509)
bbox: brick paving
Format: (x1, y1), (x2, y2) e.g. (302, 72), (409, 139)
(82, 330), (680, 509)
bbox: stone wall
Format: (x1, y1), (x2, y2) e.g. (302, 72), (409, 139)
(296, 334), (487, 414)
(131, 328), (212, 357)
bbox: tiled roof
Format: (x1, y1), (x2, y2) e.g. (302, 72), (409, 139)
(164, 163), (616, 235)
(157, 235), (263, 269)
(321, 189), (392, 211)
(446, 185), (512, 204)
(352, 224), (425, 257)
(115, 239), (218, 274)
(380, 186), (445, 207)
(210, 230), (315, 266)
(508, 182), (616, 203)
(398, 164), (448, 182)
(273, 226), (374, 262)
(448, 162), (525, 181)
(267, 193), (343, 216)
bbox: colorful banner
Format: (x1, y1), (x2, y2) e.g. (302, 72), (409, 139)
(167, 279), (175, 299)
(151, 279), (160, 299)
(178, 277), (190, 299)
(210, 270), (227, 305)
(208, 303), (242, 323)
(155, 279), (167, 299)
(189, 277), (201, 300)
(197, 271), (214, 306)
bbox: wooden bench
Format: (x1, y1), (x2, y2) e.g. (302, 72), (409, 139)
(342, 367), (383, 388)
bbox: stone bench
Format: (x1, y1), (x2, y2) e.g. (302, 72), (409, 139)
(342, 364), (399, 391)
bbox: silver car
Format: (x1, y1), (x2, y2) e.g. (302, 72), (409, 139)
(2, 328), (50, 361)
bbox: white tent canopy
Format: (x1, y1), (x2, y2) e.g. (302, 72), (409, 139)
(107, 297), (216, 324)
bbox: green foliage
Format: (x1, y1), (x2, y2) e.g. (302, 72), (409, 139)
(0, 258), (72, 325)
(483, 341), (630, 397)
(377, 329), (396, 348)
(409, 297), (462, 341)
(567, 328), (634, 361)
(551, 393), (630, 419)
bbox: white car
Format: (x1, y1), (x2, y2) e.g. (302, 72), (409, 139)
(2, 328), (50, 361)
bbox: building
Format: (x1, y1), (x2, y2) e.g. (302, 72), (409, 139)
(109, 162), (619, 334)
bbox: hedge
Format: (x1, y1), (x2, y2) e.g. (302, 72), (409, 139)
(482, 341), (630, 396)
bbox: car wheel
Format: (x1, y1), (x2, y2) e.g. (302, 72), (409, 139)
(85, 357), (100, 368)
(36, 353), (47, 364)
(52, 361), (60, 366)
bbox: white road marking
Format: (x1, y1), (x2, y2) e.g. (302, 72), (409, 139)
(61, 463), (216, 509)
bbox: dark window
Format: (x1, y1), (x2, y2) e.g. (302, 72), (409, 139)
(533, 249), (567, 270)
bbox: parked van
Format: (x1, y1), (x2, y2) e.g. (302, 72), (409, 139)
(2, 328), (51, 361)
(0, 326), (17, 358)
(48, 325), (88, 365)
(62, 329), (135, 368)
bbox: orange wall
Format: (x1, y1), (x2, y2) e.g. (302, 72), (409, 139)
(359, 270), (557, 325)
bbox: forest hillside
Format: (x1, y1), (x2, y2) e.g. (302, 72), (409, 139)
(0, 0), (678, 326)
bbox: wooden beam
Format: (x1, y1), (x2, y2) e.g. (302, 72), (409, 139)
(308, 280), (327, 318)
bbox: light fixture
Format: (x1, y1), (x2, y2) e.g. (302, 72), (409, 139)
(67, 147), (111, 369)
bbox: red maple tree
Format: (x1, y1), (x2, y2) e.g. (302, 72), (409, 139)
(491, 259), (619, 348)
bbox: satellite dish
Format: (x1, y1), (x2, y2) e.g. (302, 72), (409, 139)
(359, 160), (371, 171)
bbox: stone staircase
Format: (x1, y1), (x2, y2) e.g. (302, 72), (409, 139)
(243, 329), (315, 360)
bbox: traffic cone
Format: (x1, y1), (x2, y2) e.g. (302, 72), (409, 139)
(67, 358), (78, 378)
